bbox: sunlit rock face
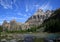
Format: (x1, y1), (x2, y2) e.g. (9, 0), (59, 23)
(25, 9), (53, 28)
(45, 10), (53, 19)
(2, 20), (10, 31)
(9, 20), (22, 31)
(2, 20), (22, 31)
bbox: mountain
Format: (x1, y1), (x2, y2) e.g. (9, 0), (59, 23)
(25, 9), (52, 28)
(43, 8), (60, 33)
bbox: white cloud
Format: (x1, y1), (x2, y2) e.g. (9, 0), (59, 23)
(0, 16), (25, 24)
(17, 12), (23, 16)
(26, 3), (40, 12)
(0, 21), (3, 25)
(17, 12), (29, 17)
(24, 14), (27, 17)
(33, 3), (40, 8)
(28, 13), (31, 16)
(0, 16), (24, 21)
(26, 4), (29, 12)
(25, 4), (36, 12)
(12, 0), (16, 3)
(27, 2), (52, 11)
(0, 0), (13, 9)
(39, 2), (52, 11)
(6, 17), (24, 20)
(0, 0), (19, 10)
(13, 0), (19, 11)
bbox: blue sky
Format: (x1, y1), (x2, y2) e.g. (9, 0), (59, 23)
(0, 0), (60, 24)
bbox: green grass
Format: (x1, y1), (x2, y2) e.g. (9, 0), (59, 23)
(4, 30), (28, 33)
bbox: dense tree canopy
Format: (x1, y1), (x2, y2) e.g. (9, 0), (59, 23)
(0, 26), (3, 32)
(43, 8), (60, 33)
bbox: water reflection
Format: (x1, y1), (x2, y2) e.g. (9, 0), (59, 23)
(1, 34), (60, 42)
(23, 35), (35, 42)
(1, 35), (35, 42)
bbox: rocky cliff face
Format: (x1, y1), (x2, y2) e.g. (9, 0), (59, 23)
(25, 9), (53, 28)
(2, 20), (22, 31)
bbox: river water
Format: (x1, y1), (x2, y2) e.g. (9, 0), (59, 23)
(1, 33), (60, 42)
(1, 35), (35, 42)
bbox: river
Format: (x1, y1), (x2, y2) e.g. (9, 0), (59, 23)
(1, 33), (60, 42)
